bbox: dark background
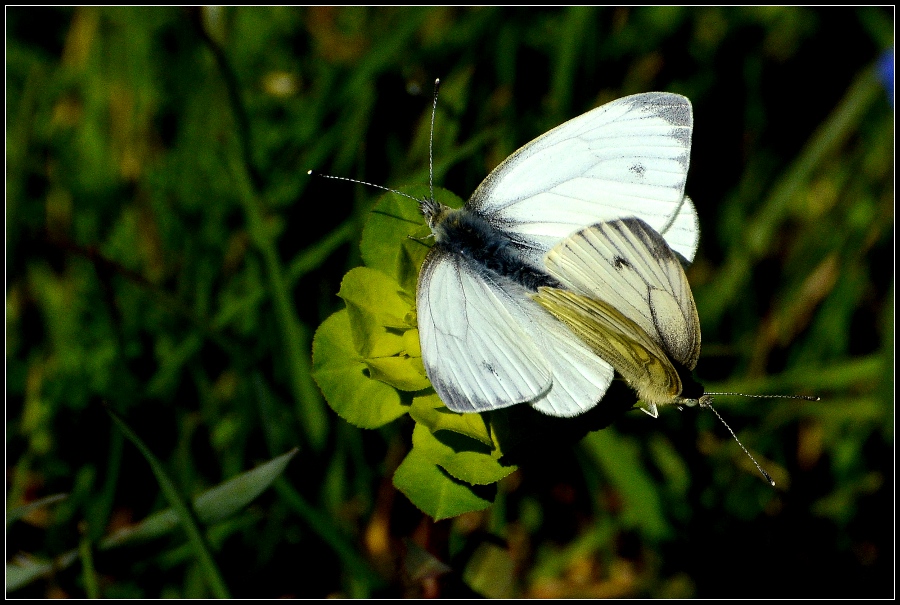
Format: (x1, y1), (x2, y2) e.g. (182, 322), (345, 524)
(6, 6), (894, 598)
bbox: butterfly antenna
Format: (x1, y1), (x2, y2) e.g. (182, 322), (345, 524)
(306, 170), (420, 203)
(706, 392), (820, 401)
(699, 396), (776, 487)
(429, 78), (441, 202)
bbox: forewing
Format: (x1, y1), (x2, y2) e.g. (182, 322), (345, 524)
(468, 92), (697, 265)
(416, 248), (552, 413)
(543, 218), (701, 369)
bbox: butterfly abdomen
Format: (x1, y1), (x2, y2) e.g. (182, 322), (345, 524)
(433, 207), (560, 292)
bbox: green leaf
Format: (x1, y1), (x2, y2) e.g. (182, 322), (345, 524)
(410, 393), (495, 447)
(5, 450), (299, 594)
(393, 444), (496, 521)
(321, 266), (431, 401)
(337, 266), (415, 358)
(6, 552), (78, 594)
(402, 328), (422, 358)
(364, 356), (430, 392)
(412, 423), (516, 486)
(6, 493), (67, 527)
(311, 310), (409, 428)
(101, 448), (299, 549)
(360, 187), (463, 291)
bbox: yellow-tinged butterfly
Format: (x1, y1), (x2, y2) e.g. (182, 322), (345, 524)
(532, 217), (703, 419)
(531, 217), (801, 485)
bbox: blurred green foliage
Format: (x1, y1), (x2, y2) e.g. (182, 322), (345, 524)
(6, 6), (893, 598)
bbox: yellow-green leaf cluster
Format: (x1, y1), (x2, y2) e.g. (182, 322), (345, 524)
(312, 190), (517, 519)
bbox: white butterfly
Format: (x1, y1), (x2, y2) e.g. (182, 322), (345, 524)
(531, 218), (782, 486)
(416, 91), (699, 417)
(533, 217), (703, 419)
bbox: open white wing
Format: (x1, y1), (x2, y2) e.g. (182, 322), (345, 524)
(468, 92), (698, 266)
(417, 248), (613, 416)
(417, 249), (550, 412)
(542, 218), (701, 370)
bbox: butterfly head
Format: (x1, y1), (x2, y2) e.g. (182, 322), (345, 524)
(419, 196), (455, 239)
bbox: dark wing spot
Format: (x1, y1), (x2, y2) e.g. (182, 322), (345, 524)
(613, 256), (631, 270)
(629, 163), (646, 178)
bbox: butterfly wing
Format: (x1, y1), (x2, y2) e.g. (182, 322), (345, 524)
(417, 248), (551, 412)
(525, 305), (615, 417)
(541, 218), (701, 371)
(661, 195), (699, 265)
(417, 247), (613, 416)
(468, 92), (698, 266)
(532, 286), (682, 416)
